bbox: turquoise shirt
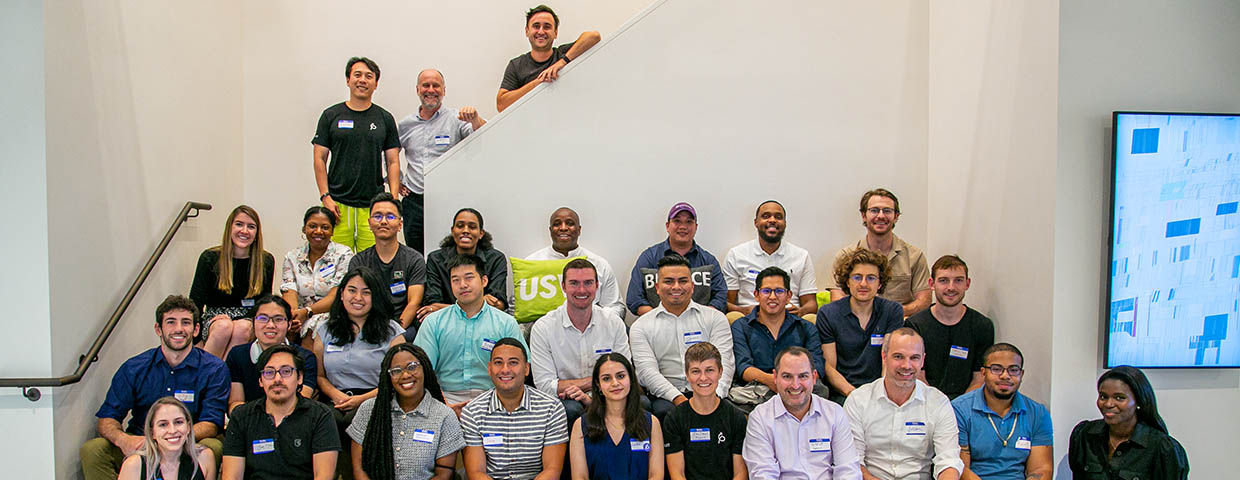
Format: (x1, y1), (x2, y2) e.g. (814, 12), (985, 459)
(951, 388), (1053, 480)
(413, 303), (525, 392)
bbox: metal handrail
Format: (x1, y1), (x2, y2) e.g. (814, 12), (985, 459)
(0, 201), (212, 401)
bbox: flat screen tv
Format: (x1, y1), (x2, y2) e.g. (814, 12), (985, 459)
(1107, 111), (1240, 368)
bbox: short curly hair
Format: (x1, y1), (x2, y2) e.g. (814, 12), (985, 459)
(833, 248), (890, 296)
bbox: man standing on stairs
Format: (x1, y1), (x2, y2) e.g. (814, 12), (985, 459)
(497, 4), (601, 112)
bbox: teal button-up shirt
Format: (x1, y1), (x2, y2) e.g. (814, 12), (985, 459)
(413, 303), (525, 392)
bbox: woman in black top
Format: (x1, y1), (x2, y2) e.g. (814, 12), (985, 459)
(416, 208), (508, 320)
(117, 396), (214, 480)
(190, 205), (275, 359)
(1069, 366), (1189, 479)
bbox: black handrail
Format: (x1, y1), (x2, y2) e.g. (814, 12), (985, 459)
(0, 201), (212, 402)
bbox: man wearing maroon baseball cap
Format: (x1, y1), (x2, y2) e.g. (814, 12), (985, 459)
(624, 202), (727, 316)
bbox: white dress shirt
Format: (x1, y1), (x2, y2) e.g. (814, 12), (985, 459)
(526, 245), (626, 319)
(629, 301), (734, 400)
(843, 379), (963, 480)
(744, 394), (863, 480)
(528, 303), (631, 396)
(723, 239), (818, 307)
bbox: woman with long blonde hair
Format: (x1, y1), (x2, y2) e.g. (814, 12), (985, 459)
(117, 397), (215, 480)
(190, 205), (275, 358)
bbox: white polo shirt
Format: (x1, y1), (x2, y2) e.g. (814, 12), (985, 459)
(528, 303), (631, 396)
(526, 245), (626, 319)
(630, 301), (734, 401)
(723, 239), (818, 307)
(843, 379), (963, 480)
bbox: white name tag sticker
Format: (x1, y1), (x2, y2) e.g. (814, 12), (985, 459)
(689, 428), (710, 442)
(434, 135), (451, 146)
(870, 334), (884, 346)
(319, 264), (336, 278)
(949, 345), (969, 359)
(745, 268), (760, 280)
(683, 331), (704, 345)
(905, 421), (927, 436)
(808, 438), (831, 452)
(241, 299), (255, 308)
(481, 338), (496, 352)
(1015, 436), (1032, 450)
(594, 348), (612, 354)
(173, 390), (195, 403)
(338, 120), (354, 129)
(482, 433), (503, 447)
(325, 344), (345, 353)
(412, 429), (435, 443)
(629, 439), (651, 452)
(252, 438), (275, 454)
(389, 281), (407, 295)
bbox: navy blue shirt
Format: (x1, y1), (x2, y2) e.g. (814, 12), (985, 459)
(95, 347), (230, 434)
(625, 240), (726, 314)
(816, 297), (903, 386)
(731, 311), (825, 380)
(225, 342), (319, 402)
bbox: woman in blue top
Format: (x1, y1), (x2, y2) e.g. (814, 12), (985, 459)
(569, 353), (664, 480)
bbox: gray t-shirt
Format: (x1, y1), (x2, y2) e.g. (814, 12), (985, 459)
(500, 43), (575, 91)
(346, 244), (426, 316)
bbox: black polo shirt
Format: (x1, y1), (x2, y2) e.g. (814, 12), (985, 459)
(223, 395), (340, 479)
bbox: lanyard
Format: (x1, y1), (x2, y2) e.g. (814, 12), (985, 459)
(987, 412), (1019, 447)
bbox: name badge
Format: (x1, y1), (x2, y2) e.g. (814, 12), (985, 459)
(683, 331), (704, 345)
(745, 268), (760, 280)
(594, 348), (612, 354)
(1014, 436), (1032, 450)
(905, 421), (927, 436)
(949, 345), (969, 359)
(241, 298), (255, 308)
(325, 344), (345, 353)
(390, 281), (407, 295)
(338, 120), (354, 129)
(481, 338), (496, 352)
(434, 135), (451, 147)
(252, 438), (275, 454)
(412, 429), (435, 444)
(689, 428), (710, 442)
(870, 334), (883, 346)
(808, 438), (831, 452)
(319, 264), (336, 279)
(629, 439), (651, 452)
(482, 433), (503, 447)
(173, 390), (195, 403)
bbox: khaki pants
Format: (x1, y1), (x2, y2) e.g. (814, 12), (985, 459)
(80, 436), (222, 480)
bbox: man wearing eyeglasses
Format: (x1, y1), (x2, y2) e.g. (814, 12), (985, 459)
(225, 296), (319, 413)
(723, 201), (818, 316)
(817, 249), (904, 405)
(222, 344), (341, 480)
(950, 343), (1053, 480)
(346, 192), (426, 329)
(825, 189), (931, 317)
(728, 267), (828, 411)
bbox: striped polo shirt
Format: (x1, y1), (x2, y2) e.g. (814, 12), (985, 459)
(460, 387), (569, 480)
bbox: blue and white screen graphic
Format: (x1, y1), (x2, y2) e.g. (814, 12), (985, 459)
(1108, 112), (1240, 368)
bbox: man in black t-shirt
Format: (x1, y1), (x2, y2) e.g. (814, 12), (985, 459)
(312, 56), (401, 252)
(346, 192), (426, 329)
(496, 4), (601, 112)
(663, 342), (748, 480)
(904, 255), (994, 399)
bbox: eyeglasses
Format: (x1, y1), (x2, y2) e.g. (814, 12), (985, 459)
(370, 213), (399, 222)
(849, 274), (880, 284)
(260, 366), (297, 380)
(387, 361), (421, 377)
(254, 315), (288, 325)
(985, 364), (1023, 377)
(758, 288), (789, 296)
(866, 207), (896, 216)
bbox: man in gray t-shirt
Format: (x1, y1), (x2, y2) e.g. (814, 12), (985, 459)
(496, 4), (601, 112)
(397, 68), (485, 253)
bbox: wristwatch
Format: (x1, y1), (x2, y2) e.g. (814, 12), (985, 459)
(560, 54), (571, 64)
(320, 192), (330, 201)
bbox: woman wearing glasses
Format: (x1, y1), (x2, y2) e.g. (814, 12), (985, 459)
(190, 205), (275, 359)
(223, 295), (318, 413)
(1068, 366), (1189, 479)
(417, 208), (509, 320)
(347, 343), (463, 480)
(816, 248), (904, 404)
(281, 205), (354, 346)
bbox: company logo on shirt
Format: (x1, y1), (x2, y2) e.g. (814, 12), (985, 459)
(370, 123), (377, 130)
(718, 432), (727, 444)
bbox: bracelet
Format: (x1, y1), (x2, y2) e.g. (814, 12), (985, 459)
(319, 192), (330, 201)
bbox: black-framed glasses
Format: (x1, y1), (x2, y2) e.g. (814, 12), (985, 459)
(866, 207), (896, 215)
(260, 366), (297, 380)
(370, 213), (399, 222)
(254, 315), (288, 325)
(758, 288), (789, 296)
(387, 361), (421, 377)
(985, 364), (1023, 377)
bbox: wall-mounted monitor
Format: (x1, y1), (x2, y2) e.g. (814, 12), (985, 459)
(1107, 111), (1240, 368)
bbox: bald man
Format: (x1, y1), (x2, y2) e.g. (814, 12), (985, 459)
(397, 68), (487, 252)
(525, 207), (625, 319)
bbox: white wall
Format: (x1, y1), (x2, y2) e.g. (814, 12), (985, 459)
(1055, 1), (1240, 477)
(0, 0), (55, 477)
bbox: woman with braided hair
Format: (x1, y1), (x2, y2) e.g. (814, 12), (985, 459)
(346, 343), (463, 480)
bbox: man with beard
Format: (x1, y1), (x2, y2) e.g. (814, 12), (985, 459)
(743, 346), (862, 480)
(526, 207), (625, 318)
(951, 344), (1053, 480)
(825, 189), (931, 316)
(724, 201), (818, 316)
(347, 192), (426, 329)
(222, 345), (340, 480)
(396, 69), (485, 253)
(843, 328), (962, 480)
(905, 255), (994, 399)
(626, 202), (727, 315)
(497, 4), (601, 112)
(81, 295), (230, 480)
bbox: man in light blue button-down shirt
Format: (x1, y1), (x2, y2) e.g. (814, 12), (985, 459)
(412, 253), (523, 410)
